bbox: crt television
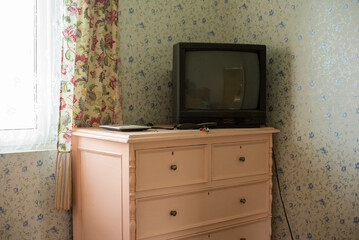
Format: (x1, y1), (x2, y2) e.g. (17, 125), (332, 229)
(172, 42), (267, 128)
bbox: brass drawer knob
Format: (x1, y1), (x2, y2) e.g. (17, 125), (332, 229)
(170, 210), (177, 216)
(170, 165), (178, 171)
(240, 198), (246, 204)
(239, 157), (246, 162)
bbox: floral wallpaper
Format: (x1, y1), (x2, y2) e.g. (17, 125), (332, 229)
(0, 151), (72, 240)
(1, 0), (358, 239)
(118, 0), (359, 239)
(266, 1), (359, 239)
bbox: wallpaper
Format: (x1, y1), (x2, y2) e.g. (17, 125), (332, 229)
(118, 0), (359, 239)
(266, 1), (359, 239)
(0, 151), (72, 240)
(1, 0), (358, 239)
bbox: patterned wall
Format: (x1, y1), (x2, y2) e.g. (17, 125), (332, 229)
(118, 0), (359, 239)
(1, 1), (358, 239)
(0, 151), (72, 240)
(266, 1), (359, 239)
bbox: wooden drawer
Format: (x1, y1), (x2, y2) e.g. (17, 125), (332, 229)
(183, 218), (270, 240)
(136, 181), (269, 239)
(136, 145), (207, 191)
(212, 141), (268, 180)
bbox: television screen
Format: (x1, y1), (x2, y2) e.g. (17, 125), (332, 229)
(184, 51), (260, 110)
(173, 42), (266, 127)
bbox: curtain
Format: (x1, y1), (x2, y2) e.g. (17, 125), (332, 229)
(54, 0), (122, 210)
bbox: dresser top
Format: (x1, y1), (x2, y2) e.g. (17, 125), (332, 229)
(72, 127), (279, 143)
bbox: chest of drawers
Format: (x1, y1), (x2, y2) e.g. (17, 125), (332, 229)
(72, 127), (278, 240)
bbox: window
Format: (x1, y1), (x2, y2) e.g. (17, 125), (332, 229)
(0, 0), (62, 153)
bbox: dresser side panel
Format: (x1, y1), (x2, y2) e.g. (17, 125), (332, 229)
(72, 136), (130, 240)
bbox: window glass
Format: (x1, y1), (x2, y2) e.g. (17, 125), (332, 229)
(0, 0), (62, 153)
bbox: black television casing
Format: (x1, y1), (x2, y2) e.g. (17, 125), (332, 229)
(172, 42), (266, 128)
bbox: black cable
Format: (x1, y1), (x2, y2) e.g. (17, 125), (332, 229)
(146, 122), (174, 130)
(272, 149), (294, 240)
(151, 126), (175, 130)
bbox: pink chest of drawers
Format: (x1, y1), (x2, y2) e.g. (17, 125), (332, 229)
(72, 127), (279, 240)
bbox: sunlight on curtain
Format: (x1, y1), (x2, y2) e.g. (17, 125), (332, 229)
(54, 0), (77, 210)
(0, 0), (62, 153)
(55, 0), (122, 210)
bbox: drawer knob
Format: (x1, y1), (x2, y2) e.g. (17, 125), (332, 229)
(240, 198), (246, 204)
(170, 210), (177, 216)
(239, 157), (246, 162)
(170, 165), (178, 171)
(240, 238), (246, 240)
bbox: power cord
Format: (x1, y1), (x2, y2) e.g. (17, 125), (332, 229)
(272, 149), (294, 240)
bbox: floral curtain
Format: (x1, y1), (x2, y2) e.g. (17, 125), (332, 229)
(54, 0), (122, 210)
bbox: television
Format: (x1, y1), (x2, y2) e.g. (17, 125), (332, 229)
(172, 42), (266, 128)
